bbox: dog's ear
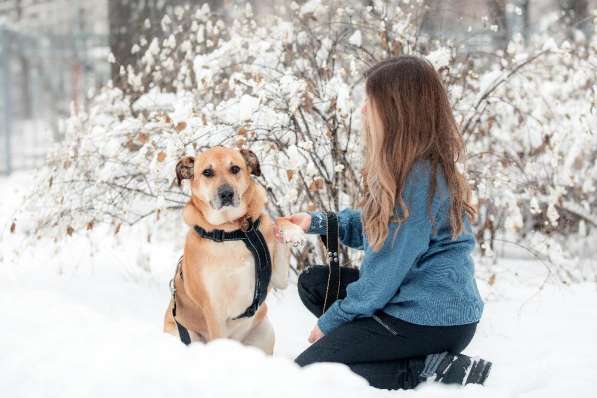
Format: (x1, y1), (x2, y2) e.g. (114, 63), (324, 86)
(175, 156), (195, 187)
(240, 149), (261, 177)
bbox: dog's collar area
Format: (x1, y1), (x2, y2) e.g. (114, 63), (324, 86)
(193, 217), (260, 242)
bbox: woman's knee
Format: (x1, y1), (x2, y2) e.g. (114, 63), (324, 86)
(297, 265), (359, 296)
(297, 266), (329, 317)
(298, 266), (329, 292)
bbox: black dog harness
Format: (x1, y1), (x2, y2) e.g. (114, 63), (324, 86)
(169, 217), (272, 345)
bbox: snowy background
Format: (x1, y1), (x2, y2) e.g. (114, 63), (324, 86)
(1, 0), (597, 397)
(2, 171), (596, 397)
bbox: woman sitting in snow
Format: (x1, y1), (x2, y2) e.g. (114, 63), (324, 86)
(276, 55), (492, 390)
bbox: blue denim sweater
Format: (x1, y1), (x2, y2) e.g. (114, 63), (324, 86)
(308, 160), (484, 334)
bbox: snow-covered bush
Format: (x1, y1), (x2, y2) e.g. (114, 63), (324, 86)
(464, 35), (597, 279)
(22, 0), (596, 279)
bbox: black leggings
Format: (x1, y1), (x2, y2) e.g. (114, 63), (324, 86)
(295, 266), (477, 390)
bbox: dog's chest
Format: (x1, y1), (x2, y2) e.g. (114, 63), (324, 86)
(200, 240), (256, 318)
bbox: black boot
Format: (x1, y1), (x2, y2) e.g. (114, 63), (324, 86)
(422, 352), (492, 386)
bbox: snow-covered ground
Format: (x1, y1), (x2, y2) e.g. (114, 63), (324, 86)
(1, 172), (596, 398)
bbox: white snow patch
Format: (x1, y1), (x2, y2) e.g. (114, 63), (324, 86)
(426, 47), (451, 69)
(479, 70), (503, 95)
(1, 173), (596, 398)
(349, 30), (362, 47)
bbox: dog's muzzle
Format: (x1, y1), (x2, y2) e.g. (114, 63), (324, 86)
(215, 184), (237, 208)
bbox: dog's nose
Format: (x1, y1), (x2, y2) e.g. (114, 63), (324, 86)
(218, 185), (235, 205)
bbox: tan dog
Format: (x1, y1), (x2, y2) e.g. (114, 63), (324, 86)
(163, 146), (304, 354)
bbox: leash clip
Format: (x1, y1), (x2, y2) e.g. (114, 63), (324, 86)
(326, 250), (338, 263)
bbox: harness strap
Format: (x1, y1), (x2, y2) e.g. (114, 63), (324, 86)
(173, 303), (191, 345)
(232, 223), (272, 319)
(170, 257), (191, 345)
(322, 211), (340, 313)
(195, 217), (271, 319)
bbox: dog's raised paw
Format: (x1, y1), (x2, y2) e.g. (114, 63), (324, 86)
(281, 225), (306, 248)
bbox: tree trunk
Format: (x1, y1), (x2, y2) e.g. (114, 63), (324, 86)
(19, 55), (32, 119)
(108, 0), (135, 88)
(418, 0), (437, 49)
(560, 0), (592, 40)
(108, 0), (225, 89)
(519, 0), (530, 43)
(487, 0), (510, 50)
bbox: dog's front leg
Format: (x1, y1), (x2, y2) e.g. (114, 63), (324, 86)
(271, 221), (306, 289)
(271, 242), (290, 289)
(203, 304), (226, 341)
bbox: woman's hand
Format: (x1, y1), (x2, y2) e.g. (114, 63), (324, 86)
(274, 212), (312, 242)
(308, 324), (324, 344)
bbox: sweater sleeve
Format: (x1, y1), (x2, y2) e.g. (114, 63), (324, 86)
(307, 208), (364, 250)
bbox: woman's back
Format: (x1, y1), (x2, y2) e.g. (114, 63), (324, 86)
(381, 159), (483, 326)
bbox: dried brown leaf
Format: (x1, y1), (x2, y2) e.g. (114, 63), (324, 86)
(286, 170), (295, 181)
(573, 155), (584, 170)
(308, 178), (325, 192)
(138, 132), (149, 144)
(126, 140), (142, 152)
(236, 136), (247, 147)
(488, 274), (496, 286)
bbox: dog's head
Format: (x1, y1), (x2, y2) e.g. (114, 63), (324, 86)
(176, 146), (261, 225)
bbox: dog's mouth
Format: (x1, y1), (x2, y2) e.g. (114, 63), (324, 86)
(217, 200), (236, 209)
(211, 199), (240, 210)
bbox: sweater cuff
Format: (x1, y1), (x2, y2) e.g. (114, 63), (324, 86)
(317, 301), (349, 335)
(306, 211), (327, 235)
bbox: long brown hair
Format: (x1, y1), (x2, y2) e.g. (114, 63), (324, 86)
(360, 56), (476, 251)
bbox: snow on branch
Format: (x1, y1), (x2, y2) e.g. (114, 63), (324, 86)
(19, 0), (597, 279)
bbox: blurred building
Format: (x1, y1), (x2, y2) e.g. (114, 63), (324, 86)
(0, 0), (109, 174)
(0, 0), (107, 34)
(422, 0), (594, 50)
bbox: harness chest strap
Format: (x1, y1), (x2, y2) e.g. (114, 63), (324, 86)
(169, 217), (272, 345)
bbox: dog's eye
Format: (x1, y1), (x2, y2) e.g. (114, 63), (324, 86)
(202, 169), (214, 177)
(230, 165), (241, 174)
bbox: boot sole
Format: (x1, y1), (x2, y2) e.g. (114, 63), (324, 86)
(465, 359), (492, 385)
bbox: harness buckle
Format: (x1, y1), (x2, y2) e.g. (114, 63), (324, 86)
(240, 217), (252, 232)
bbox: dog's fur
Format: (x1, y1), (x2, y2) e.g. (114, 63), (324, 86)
(163, 146), (304, 354)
